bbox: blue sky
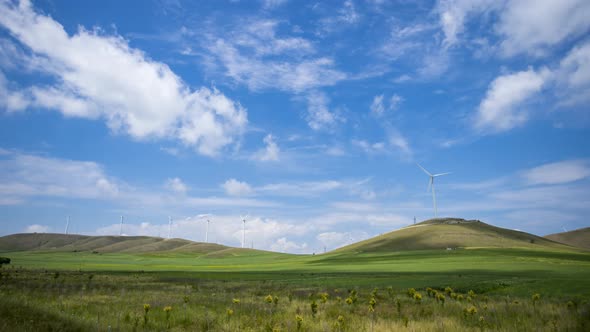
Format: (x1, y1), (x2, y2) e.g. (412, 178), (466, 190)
(0, 0), (589, 253)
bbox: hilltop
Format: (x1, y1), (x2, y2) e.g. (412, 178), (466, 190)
(332, 218), (575, 253)
(0, 233), (245, 256)
(544, 227), (590, 250)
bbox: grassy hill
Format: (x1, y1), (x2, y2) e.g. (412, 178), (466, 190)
(332, 218), (575, 253)
(0, 233), (229, 255)
(544, 227), (590, 250)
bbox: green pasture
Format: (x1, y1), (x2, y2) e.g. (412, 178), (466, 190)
(3, 247), (590, 297)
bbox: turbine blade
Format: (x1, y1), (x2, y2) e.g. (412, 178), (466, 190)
(433, 172), (451, 177)
(428, 177), (433, 192)
(417, 163), (433, 176)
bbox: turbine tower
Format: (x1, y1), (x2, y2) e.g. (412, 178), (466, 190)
(417, 164), (451, 218)
(195, 214), (212, 243)
(240, 214), (248, 248)
(168, 216), (172, 239)
(119, 215), (124, 236)
(65, 215), (70, 235)
(206, 218), (210, 243)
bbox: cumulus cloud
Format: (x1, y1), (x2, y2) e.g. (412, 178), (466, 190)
(222, 179), (254, 196)
(522, 160), (590, 185)
(0, 0), (247, 156)
(436, 0), (590, 57)
(474, 67), (551, 133)
(496, 0), (590, 57)
(24, 224), (50, 233)
(164, 177), (188, 194)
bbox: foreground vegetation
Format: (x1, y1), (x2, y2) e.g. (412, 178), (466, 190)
(1, 267), (589, 332)
(1, 226), (589, 331)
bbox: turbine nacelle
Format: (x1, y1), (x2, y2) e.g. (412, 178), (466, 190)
(417, 163), (451, 218)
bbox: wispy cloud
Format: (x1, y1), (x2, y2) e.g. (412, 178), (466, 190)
(521, 159), (590, 185)
(202, 19), (346, 93)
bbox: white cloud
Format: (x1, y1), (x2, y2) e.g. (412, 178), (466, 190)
(352, 139), (386, 154)
(165, 177), (188, 194)
(222, 178), (254, 196)
(497, 0), (590, 57)
(270, 237), (307, 252)
(370, 94), (385, 116)
(0, 150), (120, 203)
(474, 67), (551, 133)
(258, 180), (343, 197)
(389, 94), (403, 111)
(317, 0), (360, 35)
(0, 1), (247, 156)
(305, 91), (340, 130)
(436, 0), (496, 48)
(522, 160), (590, 185)
(316, 231), (351, 249)
(204, 21), (345, 93)
(254, 134), (280, 161)
(436, 0), (590, 57)
(261, 0), (288, 9)
(555, 41), (590, 106)
(24, 224), (50, 233)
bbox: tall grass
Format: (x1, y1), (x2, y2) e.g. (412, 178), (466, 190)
(1, 268), (588, 331)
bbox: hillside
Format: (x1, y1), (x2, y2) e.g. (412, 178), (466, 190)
(544, 227), (590, 250)
(332, 218), (575, 253)
(0, 233), (230, 255)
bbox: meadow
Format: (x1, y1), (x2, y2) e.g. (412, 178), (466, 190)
(1, 247), (590, 331)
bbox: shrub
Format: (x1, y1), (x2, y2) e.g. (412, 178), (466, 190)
(311, 300), (318, 317)
(407, 288), (416, 298)
(295, 314), (303, 330)
(413, 292), (422, 303)
(464, 306), (477, 316)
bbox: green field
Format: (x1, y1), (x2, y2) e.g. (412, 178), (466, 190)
(1, 220), (590, 331)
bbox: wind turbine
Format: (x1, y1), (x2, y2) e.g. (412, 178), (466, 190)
(168, 216), (172, 239)
(119, 215), (124, 236)
(196, 214), (212, 243)
(65, 215), (70, 235)
(240, 214), (248, 248)
(417, 164), (451, 218)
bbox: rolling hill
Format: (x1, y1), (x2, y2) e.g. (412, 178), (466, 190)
(544, 227), (590, 250)
(332, 218), (576, 253)
(0, 233), (234, 255)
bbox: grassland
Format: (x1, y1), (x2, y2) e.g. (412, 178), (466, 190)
(545, 227), (590, 250)
(1, 220), (589, 331)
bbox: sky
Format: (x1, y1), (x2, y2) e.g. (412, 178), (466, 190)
(0, 0), (589, 254)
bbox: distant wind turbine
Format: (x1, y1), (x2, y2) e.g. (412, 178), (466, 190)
(417, 164), (451, 218)
(240, 214), (248, 248)
(65, 215), (70, 235)
(168, 216), (172, 239)
(119, 215), (124, 236)
(196, 214), (212, 243)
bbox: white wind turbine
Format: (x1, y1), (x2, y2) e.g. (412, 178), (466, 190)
(417, 164), (451, 218)
(119, 215), (124, 236)
(65, 215), (70, 235)
(240, 214), (248, 248)
(167, 216), (173, 239)
(196, 214), (212, 243)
